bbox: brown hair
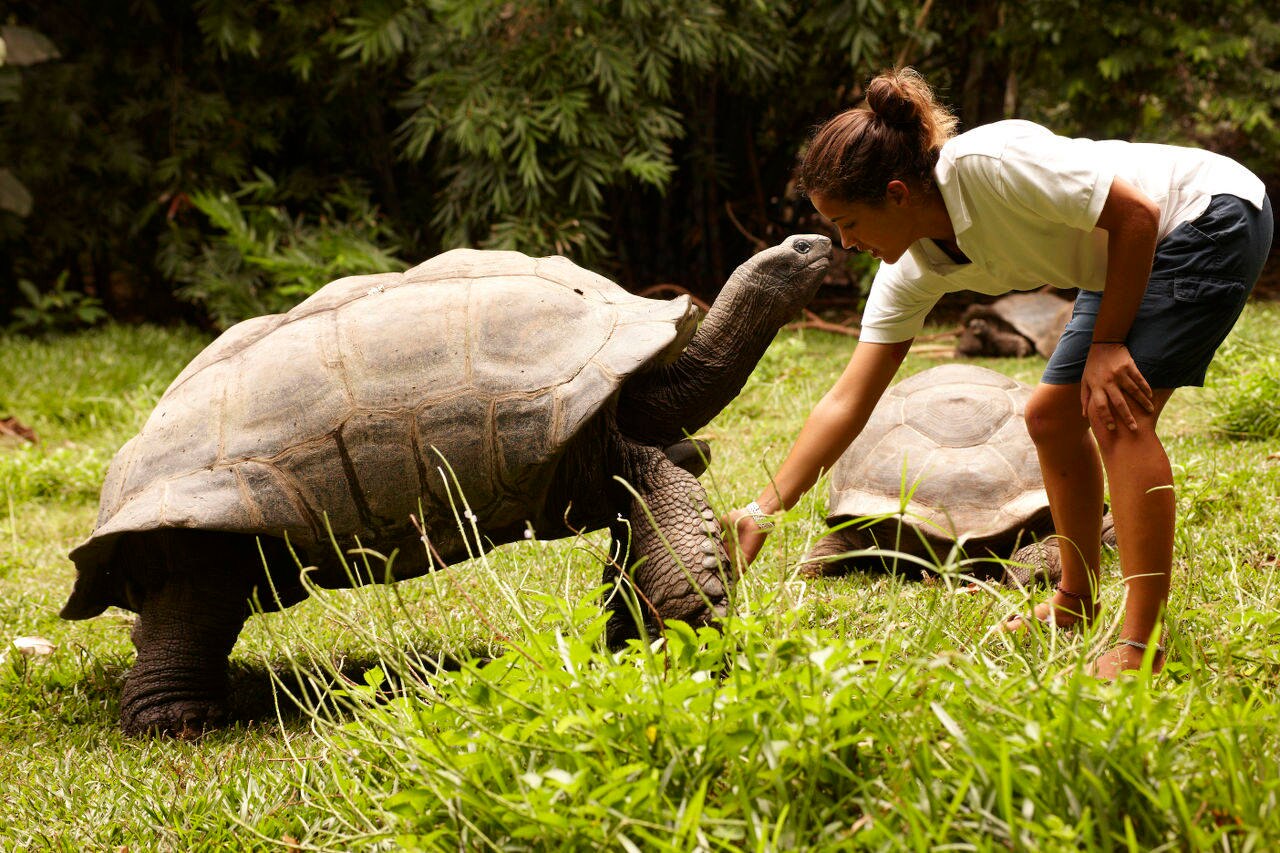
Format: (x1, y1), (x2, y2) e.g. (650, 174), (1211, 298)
(798, 68), (957, 204)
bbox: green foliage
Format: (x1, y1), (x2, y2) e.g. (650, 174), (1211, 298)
(912, 0), (1280, 173)
(161, 172), (404, 328)
(1207, 334), (1280, 440)
(0, 0), (416, 325)
(322, 612), (894, 849)
(382, 0), (832, 261)
(8, 272), (107, 335)
(275, 555), (1280, 850)
(5, 1), (1278, 325)
(0, 23), (60, 219)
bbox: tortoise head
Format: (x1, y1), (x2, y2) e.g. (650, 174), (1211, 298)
(614, 234), (833, 447)
(724, 234), (832, 323)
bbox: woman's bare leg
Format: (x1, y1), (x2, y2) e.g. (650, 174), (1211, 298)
(1089, 387), (1177, 676)
(1004, 383), (1105, 629)
(1003, 382), (1176, 676)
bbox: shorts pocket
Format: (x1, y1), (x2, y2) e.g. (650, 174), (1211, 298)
(1179, 222), (1217, 246)
(1171, 276), (1248, 304)
(1153, 221), (1223, 278)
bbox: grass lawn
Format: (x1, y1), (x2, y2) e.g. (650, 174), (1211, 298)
(1, 302), (1278, 850)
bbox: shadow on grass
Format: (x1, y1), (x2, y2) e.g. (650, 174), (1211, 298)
(5, 643), (494, 736)
(223, 645), (493, 732)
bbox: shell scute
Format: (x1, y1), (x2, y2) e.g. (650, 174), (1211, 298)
(340, 284), (473, 408)
(469, 280), (613, 395)
(903, 384), (1012, 447)
(492, 394), (558, 508)
(337, 411), (423, 529)
(289, 272), (404, 322)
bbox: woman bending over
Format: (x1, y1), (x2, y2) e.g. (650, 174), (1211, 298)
(728, 68), (1271, 677)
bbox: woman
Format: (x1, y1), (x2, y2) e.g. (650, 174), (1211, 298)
(727, 68), (1271, 677)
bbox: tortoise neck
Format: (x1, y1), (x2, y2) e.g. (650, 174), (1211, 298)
(614, 266), (796, 446)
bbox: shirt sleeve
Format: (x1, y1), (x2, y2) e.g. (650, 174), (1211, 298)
(857, 258), (944, 343)
(983, 133), (1115, 232)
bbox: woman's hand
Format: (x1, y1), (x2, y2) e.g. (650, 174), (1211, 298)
(722, 507), (770, 567)
(719, 340), (911, 571)
(1080, 342), (1153, 431)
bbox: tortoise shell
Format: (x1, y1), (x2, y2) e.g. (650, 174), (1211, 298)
(826, 363), (1051, 551)
(957, 291), (1074, 358)
(67, 248), (699, 612)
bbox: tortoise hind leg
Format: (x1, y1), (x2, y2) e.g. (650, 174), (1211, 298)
(118, 531), (262, 737)
(604, 440), (732, 648)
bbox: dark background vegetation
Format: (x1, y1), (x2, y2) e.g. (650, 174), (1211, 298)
(2, 0), (1278, 331)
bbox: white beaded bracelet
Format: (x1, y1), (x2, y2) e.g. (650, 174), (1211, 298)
(746, 500), (775, 531)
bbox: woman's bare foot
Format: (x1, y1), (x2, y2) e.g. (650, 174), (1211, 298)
(1001, 585), (1099, 632)
(1088, 639), (1165, 679)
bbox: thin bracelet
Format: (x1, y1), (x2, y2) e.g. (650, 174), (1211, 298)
(745, 501), (775, 531)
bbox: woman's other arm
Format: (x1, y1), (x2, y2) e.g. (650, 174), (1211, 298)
(1083, 176), (1160, 430)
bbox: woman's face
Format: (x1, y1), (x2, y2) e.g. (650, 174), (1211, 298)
(810, 187), (918, 265)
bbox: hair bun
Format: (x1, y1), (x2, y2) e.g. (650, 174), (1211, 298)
(797, 67), (956, 204)
(866, 73), (922, 129)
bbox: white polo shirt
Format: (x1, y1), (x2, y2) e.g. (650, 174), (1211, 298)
(859, 120), (1267, 343)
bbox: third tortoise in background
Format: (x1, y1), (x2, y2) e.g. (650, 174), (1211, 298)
(954, 290), (1075, 359)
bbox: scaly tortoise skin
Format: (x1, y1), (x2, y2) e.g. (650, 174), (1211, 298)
(803, 363), (1112, 585)
(65, 236), (832, 736)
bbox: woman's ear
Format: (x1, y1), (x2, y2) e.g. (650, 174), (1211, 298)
(885, 180), (911, 206)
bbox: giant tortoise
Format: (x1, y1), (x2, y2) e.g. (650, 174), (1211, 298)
(64, 235), (832, 735)
(802, 363), (1112, 584)
(954, 290), (1075, 359)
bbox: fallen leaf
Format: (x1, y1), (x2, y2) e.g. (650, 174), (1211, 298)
(12, 636), (56, 656)
(0, 416), (38, 445)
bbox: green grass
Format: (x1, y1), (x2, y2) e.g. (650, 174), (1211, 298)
(1, 307), (1279, 850)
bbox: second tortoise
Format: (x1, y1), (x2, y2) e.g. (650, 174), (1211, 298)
(803, 363), (1113, 585)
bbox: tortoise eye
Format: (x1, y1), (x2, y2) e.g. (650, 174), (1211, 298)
(794, 240), (812, 254)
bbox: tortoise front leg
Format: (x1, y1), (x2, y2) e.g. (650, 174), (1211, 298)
(604, 444), (732, 647)
(1004, 513), (1117, 588)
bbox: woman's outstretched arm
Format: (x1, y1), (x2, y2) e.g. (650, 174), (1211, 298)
(726, 338), (912, 565)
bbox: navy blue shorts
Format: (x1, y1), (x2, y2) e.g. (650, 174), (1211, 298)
(1043, 193), (1274, 388)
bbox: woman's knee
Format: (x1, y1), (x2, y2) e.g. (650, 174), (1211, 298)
(1024, 385), (1087, 446)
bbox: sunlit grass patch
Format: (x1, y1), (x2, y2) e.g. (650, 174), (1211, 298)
(1207, 335), (1280, 439)
(262, 542), (1280, 851)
